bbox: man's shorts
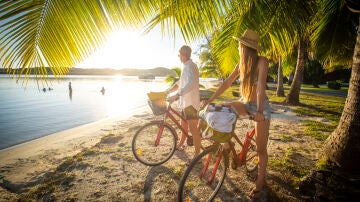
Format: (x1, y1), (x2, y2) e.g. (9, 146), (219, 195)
(182, 105), (199, 120)
(244, 99), (271, 120)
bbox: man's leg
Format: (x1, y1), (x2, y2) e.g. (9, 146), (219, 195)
(183, 105), (201, 159)
(176, 119), (188, 150)
(188, 119), (201, 157)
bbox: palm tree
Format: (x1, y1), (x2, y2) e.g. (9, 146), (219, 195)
(198, 44), (224, 80)
(299, 0), (360, 199)
(276, 57), (285, 97)
(165, 67), (181, 86)
(311, 0), (359, 173)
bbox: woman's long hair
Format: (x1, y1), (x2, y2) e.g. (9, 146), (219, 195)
(238, 44), (258, 101)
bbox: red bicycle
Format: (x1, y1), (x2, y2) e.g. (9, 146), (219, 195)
(177, 109), (258, 201)
(132, 92), (195, 166)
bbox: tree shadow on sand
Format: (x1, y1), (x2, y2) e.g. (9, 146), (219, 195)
(143, 165), (180, 202)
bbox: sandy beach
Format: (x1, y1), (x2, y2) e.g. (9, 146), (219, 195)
(0, 103), (326, 201)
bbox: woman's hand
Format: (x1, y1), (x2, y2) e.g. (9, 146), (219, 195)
(200, 100), (209, 110)
(253, 111), (265, 122)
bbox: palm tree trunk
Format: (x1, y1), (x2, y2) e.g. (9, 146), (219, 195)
(276, 56), (285, 97)
(299, 17), (360, 200)
(322, 17), (360, 174)
(284, 38), (307, 105)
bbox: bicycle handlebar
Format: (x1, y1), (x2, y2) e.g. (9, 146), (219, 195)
(238, 115), (254, 120)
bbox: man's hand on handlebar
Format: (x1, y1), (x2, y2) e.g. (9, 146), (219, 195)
(168, 93), (180, 103)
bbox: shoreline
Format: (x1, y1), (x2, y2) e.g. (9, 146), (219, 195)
(0, 104), (149, 152)
(0, 105), (153, 198)
(0, 106), (149, 162)
(0, 116), (116, 163)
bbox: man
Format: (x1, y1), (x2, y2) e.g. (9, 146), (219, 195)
(167, 45), (201, 162)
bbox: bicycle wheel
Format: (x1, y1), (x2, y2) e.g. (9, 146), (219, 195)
(132, 121), (177, 166)
(245, 136), (258, 173)
(178, 146), (228, 202)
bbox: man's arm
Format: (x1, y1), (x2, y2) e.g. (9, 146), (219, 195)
(177, 64), (196, 96)
(165, 82), (179, 94)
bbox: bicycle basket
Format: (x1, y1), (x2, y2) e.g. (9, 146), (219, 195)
(147, 92), (167, 115)
(199, 103), (237, 143)
(202, 125), (234, 143)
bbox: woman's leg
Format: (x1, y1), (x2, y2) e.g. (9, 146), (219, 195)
(232, 100), (270, 197)
(229, 101), (248, 116)
(253, 120), (270, 193)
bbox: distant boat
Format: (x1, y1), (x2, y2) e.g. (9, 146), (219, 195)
(138, 74), (155, 80)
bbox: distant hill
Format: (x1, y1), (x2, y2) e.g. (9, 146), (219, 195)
(68, 67), (176, 77)
(1, 67), (176, 77)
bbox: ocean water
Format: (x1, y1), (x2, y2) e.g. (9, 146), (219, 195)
(0, 75), (169, 150)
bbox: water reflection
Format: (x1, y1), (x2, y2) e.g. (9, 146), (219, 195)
(100, 86), (105, 95)
(69, 89), (72, 101)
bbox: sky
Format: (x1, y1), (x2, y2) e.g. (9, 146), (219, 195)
(76, 26), (202, 69)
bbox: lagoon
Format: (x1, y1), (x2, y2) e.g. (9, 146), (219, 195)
(0, 75), (169, 150)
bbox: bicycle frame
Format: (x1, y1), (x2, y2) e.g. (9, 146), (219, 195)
(234, 128), (256, 164)
(154, 104), (189, 146)
(204, 127), (256, 184)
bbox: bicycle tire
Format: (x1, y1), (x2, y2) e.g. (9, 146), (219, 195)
(132, 121), (177, 166)
(178, 146), (228, 201)
(245, 136), (258, 173)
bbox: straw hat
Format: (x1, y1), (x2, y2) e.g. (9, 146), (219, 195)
(232, 29), (261, 51)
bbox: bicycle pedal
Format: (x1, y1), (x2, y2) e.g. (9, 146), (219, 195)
(231, 158), (240, 170)
(186, 136), (193, 146)
(231, 159), (238, 170)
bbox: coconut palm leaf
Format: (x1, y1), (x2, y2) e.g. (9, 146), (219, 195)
(165, 66), (181, 86)
(0, 0), (154, 80)
(311, 0), (358, 68)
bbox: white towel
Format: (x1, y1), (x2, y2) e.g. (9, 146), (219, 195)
(203, 111), (237, 133)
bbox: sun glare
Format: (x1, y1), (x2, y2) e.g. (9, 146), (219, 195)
(76, 27), (197, 69)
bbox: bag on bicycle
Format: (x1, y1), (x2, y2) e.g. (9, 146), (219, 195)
(199, 103), (237, 142)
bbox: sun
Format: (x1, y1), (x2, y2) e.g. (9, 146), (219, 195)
(76, 27), (193, 69)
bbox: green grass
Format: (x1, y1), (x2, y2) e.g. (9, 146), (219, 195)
(303, 120), (335, 141)
(24, 172), (75, 199)
(268, 147), (309, 187)
(96, 164), (110, 171)
(293, 92), (345, 122)
(265, 84), (345, 125)
(278, 134), (293, 141)
(301, 84), (349, 94)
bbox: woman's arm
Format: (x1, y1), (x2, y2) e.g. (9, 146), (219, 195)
(205, 64), (240, 104)
(254, 57), (269, 121)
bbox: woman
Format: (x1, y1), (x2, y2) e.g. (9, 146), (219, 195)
(203, 29), (270, 200)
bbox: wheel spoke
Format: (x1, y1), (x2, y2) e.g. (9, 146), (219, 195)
(132, 121), (176, 166)
(178, 147), (227, 201)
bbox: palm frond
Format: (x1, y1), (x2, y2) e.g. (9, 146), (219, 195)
(311, 0), (358, 69)
(165, 66), (180, 86)
(0, 0), (149, 79)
